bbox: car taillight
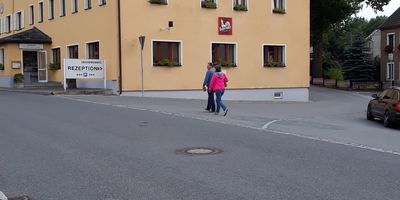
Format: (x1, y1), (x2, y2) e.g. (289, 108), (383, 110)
(396, 104), (400, 112)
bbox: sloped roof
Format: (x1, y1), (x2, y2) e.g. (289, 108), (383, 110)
(379, 7), (400, 30)
(0, 27), (52, 44)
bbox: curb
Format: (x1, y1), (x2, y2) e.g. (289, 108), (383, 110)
(0, 191), (7, 200)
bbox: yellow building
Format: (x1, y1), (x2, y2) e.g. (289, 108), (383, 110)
(0, 0), (310, 101)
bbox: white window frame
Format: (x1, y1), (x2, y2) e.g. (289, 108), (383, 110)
(0, 48), (4, 66)
(151, 39), (184, 66)
(261, 44), (287, 67)
(232, 0), (248, 10)
(60, 0), (66, 17)
(14, 10), (24, 31)
(29, 5), (34, 25)
(272, 0), (286, 13)
(99, 0), (107, 6)
(85, 40), (100, 59)
(71, 0), (78, 13)
(48, 0), (55, 20)
(51, 46), (61, 65)
(387, 62), (395, 80)
(210, 41), (238, 66)
(84, 0), (92, 10)
(0, 17), (3, 34)
(4, 15), (12, 33)
(200, 0), (217, 8)
(66, 43), (79, 58)
(387, 33), (396, 51)
(38, 1), (44, 23)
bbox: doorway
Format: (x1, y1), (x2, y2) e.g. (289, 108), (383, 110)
(22, 51), (48, 83)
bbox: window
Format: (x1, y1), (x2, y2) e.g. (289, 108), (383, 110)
(38, 2), (44, 22)
(4, 15), (12, 33)
(201, 0), (217, 9)
(29, 5), (34, 25)
(84, 0), (92, 10)
(68, 45), (79, 58)
(0, 48), (4, 70)
(72, 0), (78, 13)
(0, 17), (2, 34)
(387, 62), (394, 80)
(99, 0), (106, 6)
(49, 0), (55, 19)
(60, 0), (66, 17)
(273, 0), (286, 13)
(387, 33), (395, 51)
(152, 41), (182, 66)
(14, 11), (24, 30)
(87, 42), (99, 59)
(212, 43), (236, 67)
(233, 0), (247, 11)
(263, 45), (286, 67)
(51, 48), (61, 69)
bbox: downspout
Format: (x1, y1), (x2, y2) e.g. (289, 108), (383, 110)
(117, 0), (122, 95)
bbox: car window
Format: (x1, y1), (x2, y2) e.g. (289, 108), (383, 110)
(386, 89), (394, 99)
(379, 89), (389, 98)
(394, 90), (400, 101)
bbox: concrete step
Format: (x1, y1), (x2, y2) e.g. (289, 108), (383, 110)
(23, 82), (63, 89)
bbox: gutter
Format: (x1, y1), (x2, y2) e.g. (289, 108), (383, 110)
(117, 0), (122, 95)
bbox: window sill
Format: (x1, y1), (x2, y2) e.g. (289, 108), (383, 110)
(153, 64), (182, 67)
(84, 8), (92, 10)
(60, 15), (66, 17)
(149, 0), (168, 5)
(272, 8), (286, 14)
(72, 11), (78, 14)
(99, 4), (107, 6)
(48, 17), (54, 20)
(264, 65), (286, 68)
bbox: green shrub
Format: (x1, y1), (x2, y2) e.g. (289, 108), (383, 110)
(325, 67), (344, 80)
(49, 63), (61, 70)
(13, 73), (24, 83)
(233, 4), (248, 11)
(201, 0), (217, 9)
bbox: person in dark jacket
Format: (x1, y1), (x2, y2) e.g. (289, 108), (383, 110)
(203, 62), (215, 112)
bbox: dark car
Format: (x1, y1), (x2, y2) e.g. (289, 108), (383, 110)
(367, 87), (400, 127)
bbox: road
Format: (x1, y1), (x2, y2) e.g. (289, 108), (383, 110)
(0, 89), (399, 199)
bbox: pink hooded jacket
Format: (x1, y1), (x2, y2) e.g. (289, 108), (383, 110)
(209, 72), (228, 92)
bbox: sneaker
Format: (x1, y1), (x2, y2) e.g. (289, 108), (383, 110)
(224, 109), (229, 116)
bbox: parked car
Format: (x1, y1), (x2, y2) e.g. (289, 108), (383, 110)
(367, 87), (400, 127)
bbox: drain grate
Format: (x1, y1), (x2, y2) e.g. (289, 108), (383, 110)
(177, 147), (222, 156)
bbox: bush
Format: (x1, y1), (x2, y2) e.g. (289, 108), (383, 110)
(49, 63), (61, 70)
(13, 73), (24, 83)
(325, 67), (344, 80)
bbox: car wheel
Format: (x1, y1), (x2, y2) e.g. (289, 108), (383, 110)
(367, 105), (374, 120)
(383, 111), (392, 128)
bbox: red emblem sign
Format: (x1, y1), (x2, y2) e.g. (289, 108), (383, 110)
(218, 17), (233, 35)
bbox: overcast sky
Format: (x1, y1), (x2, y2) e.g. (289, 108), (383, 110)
(357, 0), (400, 19)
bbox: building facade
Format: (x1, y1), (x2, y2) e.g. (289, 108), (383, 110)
(0, 0), (310, 101)
(380, 7), (400, 83)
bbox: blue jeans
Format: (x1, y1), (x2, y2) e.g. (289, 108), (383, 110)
(215, 90), (227, 113)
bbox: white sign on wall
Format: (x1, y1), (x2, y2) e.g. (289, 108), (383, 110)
(63, 59), (107, 91)
(19, 44), (43, 50)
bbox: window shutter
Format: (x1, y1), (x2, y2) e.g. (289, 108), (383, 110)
(21, 11), (24, 29)
(84, 0), (88, 9)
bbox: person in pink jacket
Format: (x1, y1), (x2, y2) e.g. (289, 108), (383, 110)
(209, 65), (229, 116)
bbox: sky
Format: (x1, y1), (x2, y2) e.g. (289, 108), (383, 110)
(357, 0), (400, 19)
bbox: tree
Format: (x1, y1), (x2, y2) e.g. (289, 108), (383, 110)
(311, 0), (391, 78)
(342, 33), (376, 81)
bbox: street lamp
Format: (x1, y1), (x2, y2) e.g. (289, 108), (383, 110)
(139, 35), (145, 97)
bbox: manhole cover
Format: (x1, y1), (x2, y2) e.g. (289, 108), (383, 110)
(178, 147), (222, 156)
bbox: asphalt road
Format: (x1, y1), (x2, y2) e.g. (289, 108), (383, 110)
(0, 91), (400, 200)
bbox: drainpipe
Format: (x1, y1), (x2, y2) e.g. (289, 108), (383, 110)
(117, 0), (122, 95)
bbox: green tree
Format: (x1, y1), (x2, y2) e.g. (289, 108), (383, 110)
(311, 0), (390, 78)
(342, 33), (376, 81)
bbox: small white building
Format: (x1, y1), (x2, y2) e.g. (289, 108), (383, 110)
(366, 29), (381, 59)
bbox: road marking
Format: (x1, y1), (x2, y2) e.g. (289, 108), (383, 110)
(0, 191), (8, 200)
(57, 96), (400, 157)
(262, 120), (281, 130)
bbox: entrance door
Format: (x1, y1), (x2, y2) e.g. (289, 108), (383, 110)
(37, 51), (48, 83)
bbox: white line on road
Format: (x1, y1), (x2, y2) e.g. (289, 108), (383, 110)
(57, 96), (400, 157)
(0, 191), (8, 200)
(262, 120), (281, 130)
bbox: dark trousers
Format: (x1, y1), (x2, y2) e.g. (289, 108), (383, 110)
(206, 91), (215, 112)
